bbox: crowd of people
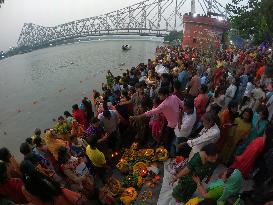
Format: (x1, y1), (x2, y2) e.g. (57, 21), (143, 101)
(0, 44), (273, 205)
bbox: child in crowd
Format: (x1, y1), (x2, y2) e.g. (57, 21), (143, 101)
(149, 97), (165, 146)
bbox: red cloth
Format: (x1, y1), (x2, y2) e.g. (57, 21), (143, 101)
(239, 53), (245, 64)
(73, 109), (88, 129)
(194, 93), (209, 119)
(0, 178), (28, 204)
(213, 68), (223, 89)
(256, 65), (265, 78)
(230, 136), (265, 178)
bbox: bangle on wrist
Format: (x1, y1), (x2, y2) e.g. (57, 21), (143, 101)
(197, 182), (202, 187)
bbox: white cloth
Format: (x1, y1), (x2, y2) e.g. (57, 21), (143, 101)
(98, 110), (118, 133)
(174, 108), (196, 139)
(187, 124), (220, 158)
(233, 54), (240, 63)
(252, 88), (265, 100)
(157, 159), (182, 205)
(225, 84), (237, 99)
(225, 84), (237, 107)
(155, 64), (169, 75)
(244, 82), (254, 97)
(251, 88), (266, 111)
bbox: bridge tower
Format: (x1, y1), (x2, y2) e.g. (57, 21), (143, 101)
(182, 0), (229, 49)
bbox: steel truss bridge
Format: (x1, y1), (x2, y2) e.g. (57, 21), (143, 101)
(17, 0), (228, 48)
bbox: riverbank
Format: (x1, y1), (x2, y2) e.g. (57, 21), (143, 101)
(0, 40), (162, 159)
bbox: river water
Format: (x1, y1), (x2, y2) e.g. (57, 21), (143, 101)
(0, 39), (162, 158)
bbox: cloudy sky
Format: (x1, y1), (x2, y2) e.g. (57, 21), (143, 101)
(0, 0), (234, 50)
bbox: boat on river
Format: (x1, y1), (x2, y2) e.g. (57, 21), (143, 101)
(122, 45), (131, 51)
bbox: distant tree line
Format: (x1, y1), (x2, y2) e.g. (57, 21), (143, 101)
(164, 30), (183, 43)
(227, 0), (273, 44)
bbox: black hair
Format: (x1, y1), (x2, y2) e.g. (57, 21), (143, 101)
(201, 143), (218, 157)
(91, 117), (100, 124)
(153, 96), (161, 105)
(72, 104), (79, 110)
(178, 143), (192, 158)
(20, 143), (32, 156)
(259, 107), (269, 120)
(0, 161), (8, 184)
(20, 160), (62, 202)
(25, 137), (33, 145)
(24, 153), (39, 166)
(240, 108), (253, 122)
(228, 101), (238, 110)
(161, 73), (169, 80)
(86, 135), (99, 149)
(103, 109), (111, 118)
(264, 123), (273, 151)
(121, 90), (130, 100)
(210, 103), (222, 114)
(64, 111), (73, 117)
(58, 116), (65, 121)
(183, 98), (194, 111)
(33, 136), (43, 147)
(158, 86), (170, 96)
(57, 146), (69, 164)
(0, 148), (11, 163)
(226, 168), (235, 179)
(200, 84), (208, 93)
(69, 135), (77, 142)
(34, 128), (41, 136)
(173, 80), (181, 90)
(198, 198), (217, 205)
(202, 112), (217, 125)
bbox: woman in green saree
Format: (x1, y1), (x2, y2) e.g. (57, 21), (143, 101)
(221, 108), (253, 165)
(171, 143), (219, 203)
(235, 108), (269, 156)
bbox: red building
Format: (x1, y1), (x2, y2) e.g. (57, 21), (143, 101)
(182, 13), (229, 49)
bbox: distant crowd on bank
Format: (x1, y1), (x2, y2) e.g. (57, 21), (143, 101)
(0, 44), (273, 205)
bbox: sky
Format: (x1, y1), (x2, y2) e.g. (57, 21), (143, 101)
(0, 0), (234, 50)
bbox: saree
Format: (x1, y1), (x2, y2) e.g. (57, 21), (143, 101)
(172, 153), (216, 202)
(218, 109), (232, 149)
(231, 137), (265, 178)
(235, 113), (268, 156)
(22, 187), (86, 205)
(221, 118), (251, 164)
(185, 169), (243, 205)
(43, 132), (68, 161)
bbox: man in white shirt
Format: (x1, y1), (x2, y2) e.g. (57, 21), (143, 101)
(98, 109), (119, 150)
(155, 60), (169, 75)
(186, 112), (220, 158)
(174, 99), (196, 154)
(225, 77), (237, 107)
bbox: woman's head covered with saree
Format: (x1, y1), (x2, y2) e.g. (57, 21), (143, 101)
(217, 168), (243, 203)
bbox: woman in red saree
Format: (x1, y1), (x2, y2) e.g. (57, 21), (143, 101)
(213, 66), (224, 89)
(0, 161), (28, 204)
(230, 123), (273, 178)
